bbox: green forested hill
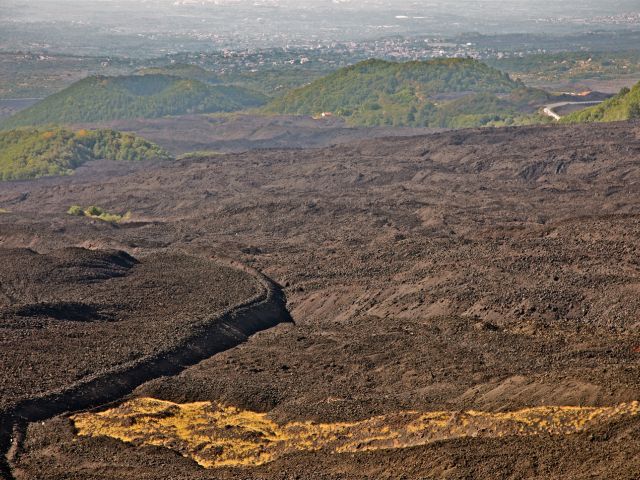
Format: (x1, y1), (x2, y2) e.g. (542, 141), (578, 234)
(1, 74), (266, 128)
(0, 127), (171, 181)
(561, 83), (640, 123)
(265, 58), (544, 127)
(134, 64), (220, 84)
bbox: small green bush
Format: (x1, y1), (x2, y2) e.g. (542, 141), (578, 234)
(66, 204), (127, 223)
(84, 206), (104, 217)
(95, 212), (123, 223)
(67, 205), (84, 216)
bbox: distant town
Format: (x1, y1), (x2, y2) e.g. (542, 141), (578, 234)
(151, 36), (553, 77)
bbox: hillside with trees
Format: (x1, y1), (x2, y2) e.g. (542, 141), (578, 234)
(134, 64), (220, 84)
(265, 58), (548, 127)
(561, 82), (640, 123)
(1, 74), (266, 128)
(0, 127), (171, 181)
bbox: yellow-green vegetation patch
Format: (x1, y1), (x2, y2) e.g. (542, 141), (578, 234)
(177, 150), (223, 161)
(0, 208), (9, 214)
(73, 397), (640, 469)
(67, 205), (131, 223)
(0, 127), (172, 181)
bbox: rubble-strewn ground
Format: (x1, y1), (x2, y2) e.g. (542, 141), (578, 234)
(0, 248), (260, 414)
(2, 120), (640, 479)
(82, 113), (437, 154)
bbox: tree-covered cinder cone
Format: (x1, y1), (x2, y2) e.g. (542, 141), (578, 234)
(0, 127), (172, 181)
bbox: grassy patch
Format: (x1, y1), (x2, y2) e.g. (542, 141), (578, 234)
(177, 150), (223, 161)
(72, 397), (640, 469)
(67, 205), (131, 223)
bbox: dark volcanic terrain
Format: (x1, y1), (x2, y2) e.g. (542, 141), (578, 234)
(2, 121), (640, 479)
(0, 248), (290, 478)
(83, 114), (437, 154)
(0, 248), (261, 411)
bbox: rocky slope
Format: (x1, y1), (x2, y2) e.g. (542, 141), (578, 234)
(2, 120), (640, 479)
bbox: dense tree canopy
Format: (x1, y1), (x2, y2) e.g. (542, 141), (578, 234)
(1, 74), (266, 128)
(0, 127), (171, 181)
(264, 58), (542, 127)
(134, 64), (220, 84)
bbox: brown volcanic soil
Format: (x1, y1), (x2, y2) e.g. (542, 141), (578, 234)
(3, 120), (640, 478)
(0, 248), (260, 413)
(81, 113), (437, 154)
(16, 414), (640, 479)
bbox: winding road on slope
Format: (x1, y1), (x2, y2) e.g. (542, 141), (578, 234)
(542, 100), (603, 120)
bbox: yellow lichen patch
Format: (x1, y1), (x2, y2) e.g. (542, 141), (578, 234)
(72, 398), (640, 469)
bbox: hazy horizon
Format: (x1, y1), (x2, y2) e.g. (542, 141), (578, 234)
(2, 0), (640, 56)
